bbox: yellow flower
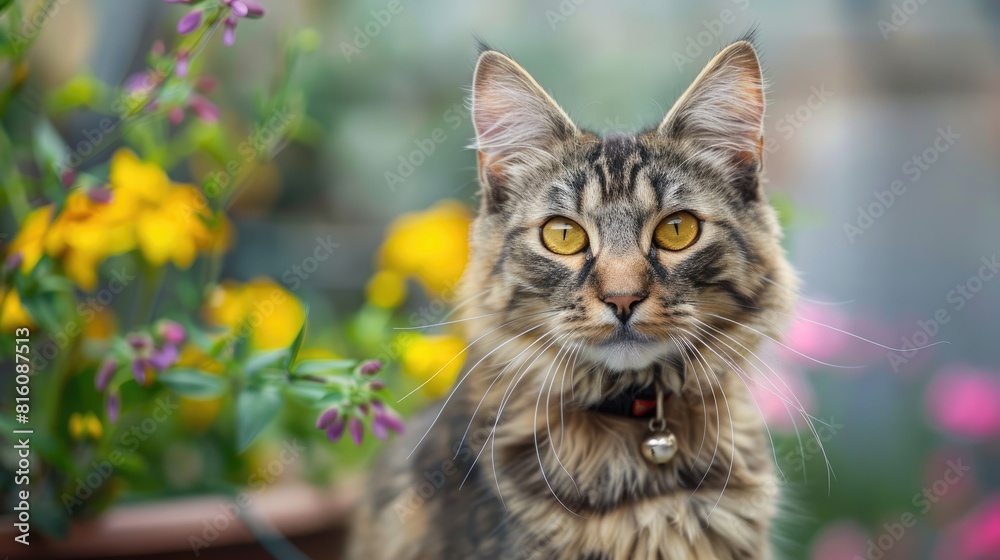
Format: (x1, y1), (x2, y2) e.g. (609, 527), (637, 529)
(109, 149), (231, 268)
(378, 200), (471, 298)
(0, 289), (34, 333)
(366, 269), (407, 309)
(203, 277), (305, 351)
(5, 150), (232, 290)
(7, 205), (53, 277)
(400, 333), (466, 397)
(69, 412), (103, 440)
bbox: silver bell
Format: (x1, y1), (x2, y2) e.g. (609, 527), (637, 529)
(641, 432), (678, 464)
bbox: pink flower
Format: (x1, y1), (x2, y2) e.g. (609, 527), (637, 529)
(810, 521), (868, 560)
(936, 495), (1000, 560)
(747, 361), (814, 433)
(782, 302), (852, 364)
(156, 320), (187, 346)
(925, 364), (1000, 439)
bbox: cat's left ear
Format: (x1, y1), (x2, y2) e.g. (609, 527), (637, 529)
(658, 40), (765, 180)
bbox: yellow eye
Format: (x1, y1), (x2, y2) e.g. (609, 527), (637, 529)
(541, 216), (588, 255)
(654, 211), (700, 251)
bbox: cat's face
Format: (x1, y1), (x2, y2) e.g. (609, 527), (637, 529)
(465, 42), (796, 380)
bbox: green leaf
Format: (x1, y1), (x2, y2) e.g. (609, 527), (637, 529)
(292, 359), (355, 376)
(159, 368), (227, 398)
(32, 120), (70, 203)
(286, 383), (330, 403)
(282, 317), (307, 368)
(0, 0), (16, 17)
(316, 389), (347, 408)
(236, 387), (281, 451)
(244, 348), (290, 376)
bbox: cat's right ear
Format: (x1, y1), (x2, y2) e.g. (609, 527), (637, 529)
(472, 51), (577, 208)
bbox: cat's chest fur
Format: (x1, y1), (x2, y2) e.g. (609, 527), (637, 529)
(349, 353), (776, 560)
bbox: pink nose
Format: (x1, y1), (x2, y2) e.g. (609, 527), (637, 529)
(602, 293), (646, 322)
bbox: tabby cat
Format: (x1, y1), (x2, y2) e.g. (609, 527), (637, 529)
(349, 38), (797, 560)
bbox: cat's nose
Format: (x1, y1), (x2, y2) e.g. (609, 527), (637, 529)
(602, 293), (647, 322)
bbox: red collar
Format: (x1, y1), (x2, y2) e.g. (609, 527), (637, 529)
(589, 385), (666, 419)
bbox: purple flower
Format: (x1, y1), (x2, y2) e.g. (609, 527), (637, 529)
(132, 359), (150, 384)
(157, 320), (187, 346)
(349, 417), (364, 445)
(357, 403), (370, 416)
(374, 409), (405, 435)
(371, 419), (388, 440)
(177, 9), (202, 34)
(325, 419), (346, 442)
(106, 393), (121, 424)
(127, 333), (153, 353)
(163, 0), (194, 3)
(221, 1), (264, 47)
(149, 344), (180, 370)
(226, 0), (265, 18)
(95, 359), (116, 391)
(5, 251), (23, 271)
(223, 15), (238, 47)
(315, 407), (339, 430)
(168, 106), (185, 126)
(60, 169), (76, 187)
(176, 52), (189, 78)
(88, 187), (113, 204)
(359, 360), (383, 376)
(368, 381), (386, 391)
(188, 96), (220, 123)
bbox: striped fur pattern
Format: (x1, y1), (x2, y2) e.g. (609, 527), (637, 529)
(349, 38), (797, 560)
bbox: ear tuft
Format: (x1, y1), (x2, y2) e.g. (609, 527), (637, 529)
(658, 40), (765, 167)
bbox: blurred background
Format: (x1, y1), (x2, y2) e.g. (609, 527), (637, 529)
(2, 0), (1000, 559)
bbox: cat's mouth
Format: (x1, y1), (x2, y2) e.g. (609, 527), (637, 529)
(583, 330), (678, 371)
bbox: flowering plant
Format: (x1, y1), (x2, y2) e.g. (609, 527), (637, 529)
(0, 0), (402, 538)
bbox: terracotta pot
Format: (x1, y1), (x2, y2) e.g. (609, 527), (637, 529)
(0, 481), (358, 559)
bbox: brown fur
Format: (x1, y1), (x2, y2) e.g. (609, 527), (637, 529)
(349, 38), (797, 560)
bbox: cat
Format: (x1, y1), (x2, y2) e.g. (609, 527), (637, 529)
(348, 36), (798, 560)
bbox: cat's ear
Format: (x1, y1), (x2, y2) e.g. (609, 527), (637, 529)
(658, 40), (765, 174)
(472, 50), (577, 173)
